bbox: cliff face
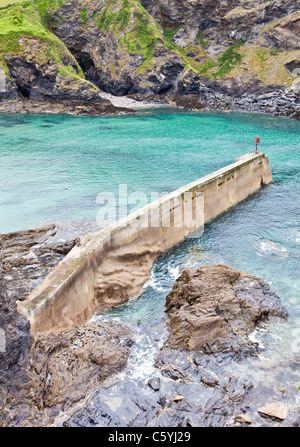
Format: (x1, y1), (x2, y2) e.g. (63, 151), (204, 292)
(0, 0), (299, 117)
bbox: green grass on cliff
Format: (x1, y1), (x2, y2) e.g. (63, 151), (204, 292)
(94, 0), (162, 74)
(94, 0), (131, 32)
(0, 0), (22, 7)
(230, 44), (300, 86)
(0, 1), (68, 54)
(0, 0), (83, 80)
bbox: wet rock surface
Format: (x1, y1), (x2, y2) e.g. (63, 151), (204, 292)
(163, 265), (288, 357)
(0, 220), (133, 427)
(0, 229), (298, 427)
(62, 265), (298, 428)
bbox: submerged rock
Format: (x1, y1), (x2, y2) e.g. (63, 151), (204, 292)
(163, 264), (288, 358)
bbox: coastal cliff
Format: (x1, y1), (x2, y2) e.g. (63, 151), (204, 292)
(0, 0), (299, 117)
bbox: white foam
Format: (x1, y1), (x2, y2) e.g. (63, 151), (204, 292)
(248, 329), (266, 349)
(143, 270), (164, 292)
(259, 241), (288, 258)
(168, 265), (181, 280)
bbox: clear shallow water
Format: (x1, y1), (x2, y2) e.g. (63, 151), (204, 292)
(1, 109), (299, 234)
(1, 109), (300, 393)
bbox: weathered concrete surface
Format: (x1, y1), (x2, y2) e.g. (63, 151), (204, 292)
(18, 153), (273, 335)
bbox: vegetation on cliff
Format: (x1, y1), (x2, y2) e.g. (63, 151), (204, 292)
(0, 0), (299, 106)
(0, 1), (76, 77)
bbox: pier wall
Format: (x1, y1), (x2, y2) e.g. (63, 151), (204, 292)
(18, 153), (273, 335)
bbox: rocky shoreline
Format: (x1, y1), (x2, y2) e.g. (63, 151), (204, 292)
(165, 83), (300, 120)
(0, 97), (134, 116)
(1, 0), (299, 120)
(0, 221), (133, 426)
(0, 79), (298, 120)
(1, 223), (299, 427)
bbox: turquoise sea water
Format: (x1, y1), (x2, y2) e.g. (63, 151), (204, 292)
(1, 109), (299, 234)
(1, 109), (300, 393)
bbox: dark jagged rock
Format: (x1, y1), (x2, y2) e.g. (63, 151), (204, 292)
(0, 220), (133, 427)
(0, 245), (32, 427)
(163, 264), (288, 357)
(0, 97), (132, 116)
(30, 321), (133, 412)
(63, 264), (292, 428)
(141, 0), (299, 54)
(0, 220), (100, 302)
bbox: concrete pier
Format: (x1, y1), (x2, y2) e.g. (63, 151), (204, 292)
(18, 153), (273, 335)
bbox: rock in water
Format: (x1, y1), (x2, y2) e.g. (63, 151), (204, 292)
(164, 264), (288, 358)
(148, 377), (161, 391)
(258, 402), (289, 421)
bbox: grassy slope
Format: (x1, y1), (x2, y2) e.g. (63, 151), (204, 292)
(0, 0), (85, 81)
(93, 0), (163, 74)
(0, 0), (22, 7)
(230, 45), (300, 86)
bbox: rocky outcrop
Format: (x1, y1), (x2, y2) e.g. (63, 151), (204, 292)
(167, 77), (299, 118)
(163, 264), (288, 357)
(0, 97), (130, 115)
(30, 321), (133, 415)
(141, 0), (299, 54)
(0, 317), (133, 427)
(0, 238), (295, 427)
(260, 11), (300, 52)
(63, 264), (295, 428)
(0, 243), (32, 427)
(0, 221), (133, 427)
(0, 31), (128, 114)
(0, 220), (100, 302)
(50, 0), (185, 98)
